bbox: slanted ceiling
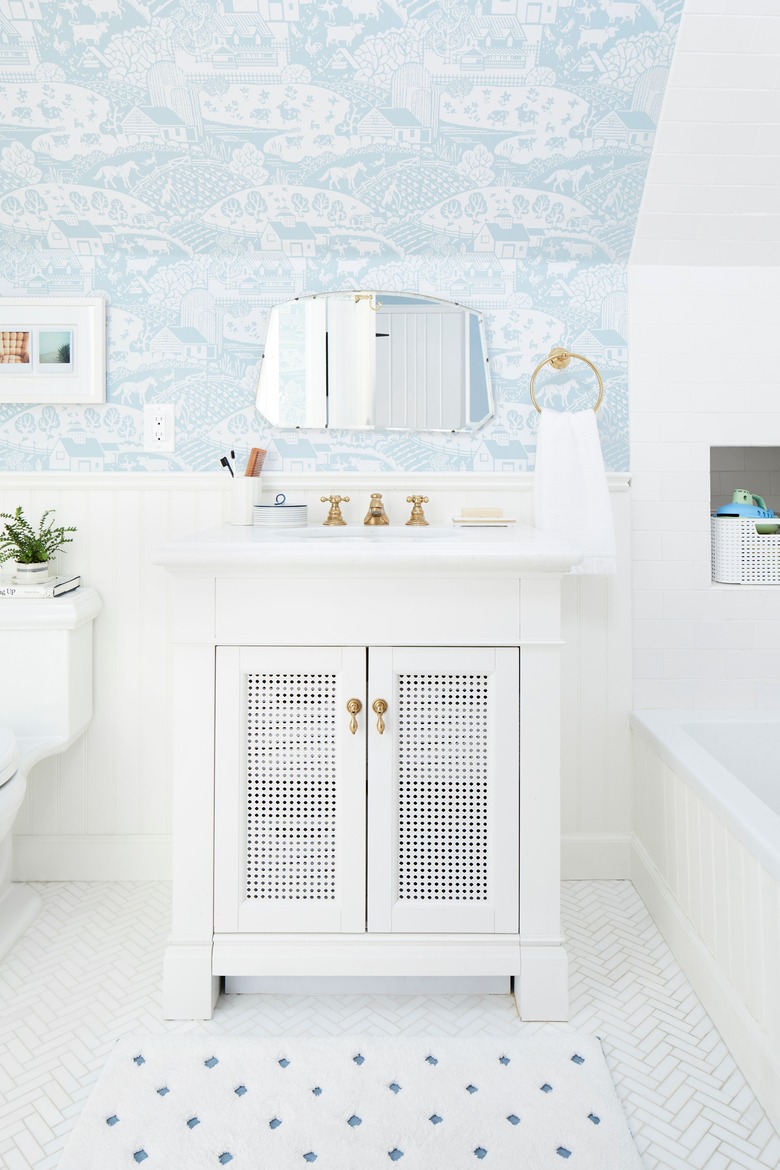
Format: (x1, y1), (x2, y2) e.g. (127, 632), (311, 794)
(633, 0), (780, 264)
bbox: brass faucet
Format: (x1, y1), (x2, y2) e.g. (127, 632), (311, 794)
(321, 495), (349, 526)
(405, 495), (429, 527)
(363, 493), (389, 525)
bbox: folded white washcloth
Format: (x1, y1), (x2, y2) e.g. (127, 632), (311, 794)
(533, 408), (617, 575)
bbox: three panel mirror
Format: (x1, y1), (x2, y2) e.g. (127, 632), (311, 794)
(256, 292), (494, 433)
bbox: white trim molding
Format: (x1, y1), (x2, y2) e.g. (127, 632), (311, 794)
(0, 471), (631, 493)
(13, 835), (172, 881)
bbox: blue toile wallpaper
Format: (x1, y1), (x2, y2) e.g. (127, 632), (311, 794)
(0, 0), (683, 474)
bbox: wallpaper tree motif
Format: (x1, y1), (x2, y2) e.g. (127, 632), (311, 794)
(0, 0), (683, 474)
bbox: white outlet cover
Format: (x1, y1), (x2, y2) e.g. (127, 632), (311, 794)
(143, 403), (175, 453)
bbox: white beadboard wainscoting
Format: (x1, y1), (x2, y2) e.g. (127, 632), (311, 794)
(0, 472), (631, 882)
(631, 722), (780, 1134)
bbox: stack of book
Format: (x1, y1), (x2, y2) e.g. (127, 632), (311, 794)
(0, 574), (80, 599)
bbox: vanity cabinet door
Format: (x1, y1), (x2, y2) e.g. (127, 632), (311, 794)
(214, 646), (367, 934)
(366, 647), (519, 935)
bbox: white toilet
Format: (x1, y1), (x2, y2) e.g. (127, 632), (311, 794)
(0, 587), (101, 958)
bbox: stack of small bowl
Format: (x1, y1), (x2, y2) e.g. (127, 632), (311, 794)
(254, 494), (307, 529)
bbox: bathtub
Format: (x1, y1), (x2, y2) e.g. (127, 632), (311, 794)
(631, 710), (780, 1133)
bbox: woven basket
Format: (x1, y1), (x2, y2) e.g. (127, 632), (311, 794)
(711, 516), (780, 584)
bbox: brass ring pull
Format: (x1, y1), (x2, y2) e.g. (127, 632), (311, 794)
(372, 698), (387, 734)
(529, 347), (604, 414)
(346, 698), (362, 735)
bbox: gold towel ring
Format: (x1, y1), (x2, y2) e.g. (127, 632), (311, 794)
(529, 347), (604, 413)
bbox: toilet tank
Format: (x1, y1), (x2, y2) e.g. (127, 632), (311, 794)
(0, 588), (102, 742)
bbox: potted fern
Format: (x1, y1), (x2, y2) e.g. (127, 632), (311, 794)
(0, 506), (76, 582)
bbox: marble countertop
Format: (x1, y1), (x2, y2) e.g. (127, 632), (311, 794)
(154, 524), (582, 577)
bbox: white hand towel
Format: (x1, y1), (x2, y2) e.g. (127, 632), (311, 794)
(533, 408), (616, 574)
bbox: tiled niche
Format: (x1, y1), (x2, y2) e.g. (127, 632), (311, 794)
(711, 447), (780, 588)
(710, 447), (780, 513)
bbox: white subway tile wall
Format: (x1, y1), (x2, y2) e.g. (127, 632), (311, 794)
(630, 267), (780, 707)
(632, 1), (780, 264)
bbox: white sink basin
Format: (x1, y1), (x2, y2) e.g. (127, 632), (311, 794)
(270, 526), (453, 539)
(155, 522), (583, 575)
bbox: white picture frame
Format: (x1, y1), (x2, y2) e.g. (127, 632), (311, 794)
(0, 297), (105, 404)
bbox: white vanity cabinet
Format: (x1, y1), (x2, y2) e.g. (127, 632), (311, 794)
(213, 645), (519, 938)
(156, 524), (580, 1023)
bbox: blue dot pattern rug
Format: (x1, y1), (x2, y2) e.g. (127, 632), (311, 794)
(58, 1034), (643, 1169)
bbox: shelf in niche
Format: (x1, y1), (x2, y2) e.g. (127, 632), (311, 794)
(710, 446), (780, 588)
(710, 582), (780, 590)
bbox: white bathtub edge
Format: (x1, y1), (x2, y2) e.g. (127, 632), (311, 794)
(630, 710), (780, 883)
(631, 834), (780, 1136)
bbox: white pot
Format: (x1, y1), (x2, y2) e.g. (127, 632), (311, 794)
(14, 561), (52, 583)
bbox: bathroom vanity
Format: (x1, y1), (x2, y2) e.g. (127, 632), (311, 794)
(157, 523), (580, 1021)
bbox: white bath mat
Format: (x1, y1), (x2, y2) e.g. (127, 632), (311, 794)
(58, 1033), (642, 1169)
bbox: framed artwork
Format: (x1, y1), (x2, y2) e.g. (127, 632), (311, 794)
(0, 297), (105, 404)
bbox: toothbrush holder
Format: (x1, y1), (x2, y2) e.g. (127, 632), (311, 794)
(229, 476), (258, 525)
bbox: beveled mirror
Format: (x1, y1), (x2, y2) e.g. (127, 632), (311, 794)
(256, 292), (493, 432)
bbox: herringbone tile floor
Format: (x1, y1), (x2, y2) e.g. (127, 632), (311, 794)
(0, 880), (777, 1169)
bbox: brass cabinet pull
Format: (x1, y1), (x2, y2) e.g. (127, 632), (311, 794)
(346, 698), (362, 735)
(372, 698), (388, 734)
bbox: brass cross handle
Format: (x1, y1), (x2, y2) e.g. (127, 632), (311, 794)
(321, 495), (350, 526)
(346, 697), (362, 734)
(405, 495), (429, 527)
(372, 698), (387, 734)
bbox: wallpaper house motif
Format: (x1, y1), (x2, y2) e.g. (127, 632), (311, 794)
(0, 0), (683, 474)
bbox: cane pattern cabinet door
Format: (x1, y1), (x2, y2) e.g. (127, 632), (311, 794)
(214, 646), (367, 933)
(367, 647), (519, 934)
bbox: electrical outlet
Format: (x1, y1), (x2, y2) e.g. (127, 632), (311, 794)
(143, 403), (175, 453)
